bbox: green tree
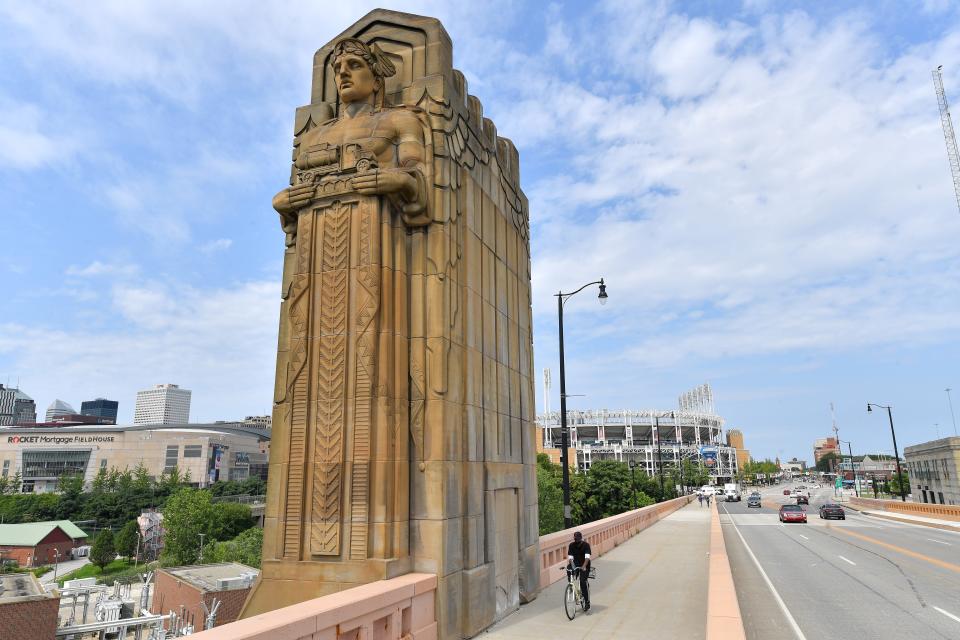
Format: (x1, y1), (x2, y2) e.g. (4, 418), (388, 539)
(581, 460), (633, 521)
(115, 521), (140, 559)
(208, 527), (263, 567)
(210, 503), (255, 541)
(161, 488), (214, 566)
(889, 471), (910, 497)
(90, 529), (116, 569)
(536, 455), (563, 535)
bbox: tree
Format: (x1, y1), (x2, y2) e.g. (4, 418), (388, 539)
(208, 527), (263, 567)
(210, 503), (255, 541)
(889, 471), (910, 497)
(161, 488), (214, 566)
(115, 521), (140, 559)
(536, 455), (563, 535)
(90, 529), (116, 569)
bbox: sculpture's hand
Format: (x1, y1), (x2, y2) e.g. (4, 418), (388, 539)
(274, 183), (317, 214)
(352, 169), (417, 199)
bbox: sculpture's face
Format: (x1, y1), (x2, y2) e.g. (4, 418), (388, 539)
(334, 53), (377, 104)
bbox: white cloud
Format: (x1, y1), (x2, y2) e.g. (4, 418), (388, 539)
(0, 278), (279, 423)
(200, 238), (232, 254)
(65, 261), (139, 278)
(0, 99), (78, 169)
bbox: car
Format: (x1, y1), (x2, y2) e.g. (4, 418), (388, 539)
(783, 489), (791, 495)
(747, 495), (762, 508)
(713, 487), (724, 496)
(819, 503), (846, 520)
(779, 504), (807, 523)
(796, 494), (809, 505)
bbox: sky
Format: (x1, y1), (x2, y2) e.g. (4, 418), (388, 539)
(1, 0), (960, 463)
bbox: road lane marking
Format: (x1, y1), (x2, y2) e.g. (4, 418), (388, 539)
(934, 606), (960, 624)
(838, 555), (856, 566)
(799, 535), (809, 540)
(927, 538), (952, 546)
(831, 527), (960, 574)
(723, 504), (808, 640)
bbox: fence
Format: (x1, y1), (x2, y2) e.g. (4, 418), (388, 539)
(849, 496), (960, 522)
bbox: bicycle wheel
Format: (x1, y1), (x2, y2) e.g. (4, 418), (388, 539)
(564, 582), (577, 620)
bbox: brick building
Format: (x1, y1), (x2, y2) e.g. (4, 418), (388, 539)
(0, 521), (87, 567)
(153, 563), (258, 630)
(0, 572), (60, 640)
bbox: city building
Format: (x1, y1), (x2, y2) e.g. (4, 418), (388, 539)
(0, 422), (269, 493)
(780, 458), (807, 473)
(153, 563), (259, 630)
(813, 437), (840, 467)
(134, 384), (191, 425)
(44, 399), (76, 422)
(726, 429), (750, 471)
(904, 437), (960, 506)
(80, 398), (119, 424)
(0, 385), (36, 426)
(0, 520), (87, 567)
(537, 405), (738, 484)
(243, 415), (271, 430)
(0, 573), (60, 640)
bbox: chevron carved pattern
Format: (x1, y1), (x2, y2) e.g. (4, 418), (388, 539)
(311, 203), (350, 556)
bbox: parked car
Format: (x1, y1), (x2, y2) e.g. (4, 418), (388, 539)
(819, 503), (846, 520)
(713, 487), (725, 496)
(796, 494), (809, 505)
(747, 495), (762, 508)
(779, 504), (807, 523)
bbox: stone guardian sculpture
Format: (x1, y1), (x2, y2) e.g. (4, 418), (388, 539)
(242, 11), (539, 638)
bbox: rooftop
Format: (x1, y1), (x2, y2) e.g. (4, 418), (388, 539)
(0, 573), (51, 602)
(163, 562), (259, 592)
(0, 521), (87, 546)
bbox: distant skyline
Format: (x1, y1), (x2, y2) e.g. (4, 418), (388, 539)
(2, 1), (960, 460)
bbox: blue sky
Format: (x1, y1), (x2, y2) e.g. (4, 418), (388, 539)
(2, 0), (960, 463)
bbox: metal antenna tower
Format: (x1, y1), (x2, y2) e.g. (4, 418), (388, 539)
(933, 65), (960, 214)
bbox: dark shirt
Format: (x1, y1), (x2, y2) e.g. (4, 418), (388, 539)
(567, 540), (592, 567)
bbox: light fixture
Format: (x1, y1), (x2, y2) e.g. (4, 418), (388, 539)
(598, 279), (608, 305)
(866, 404), (872, 413)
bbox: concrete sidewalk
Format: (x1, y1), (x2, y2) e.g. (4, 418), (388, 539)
(852, 508), (960, 532)
(481, 503), (712, 639)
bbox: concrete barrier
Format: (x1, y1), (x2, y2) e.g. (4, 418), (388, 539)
(706, 502), (745, 640)
(537, 495), (695, 589)
(849, 497), (960, 522)
(188, 572), (437, 640)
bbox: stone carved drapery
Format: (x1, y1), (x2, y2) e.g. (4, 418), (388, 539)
(245, 11), (539, 639)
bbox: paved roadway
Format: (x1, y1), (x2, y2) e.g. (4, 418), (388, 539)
(720, 482), (960, 639)
(483, 504), (711, 639)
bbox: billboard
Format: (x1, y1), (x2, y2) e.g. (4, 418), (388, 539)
(700, 446), (719, 468)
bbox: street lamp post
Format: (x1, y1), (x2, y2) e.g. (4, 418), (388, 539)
(52, 548), (60, 582)
(628, 459), (637, 510)
(557, 278), (608, 529)
(867, 403), (907, 502)
(839, 439), (859, 498)
(947, 388), (958, 436)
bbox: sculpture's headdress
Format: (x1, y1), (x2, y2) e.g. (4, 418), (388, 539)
(332, 38), (396, 108)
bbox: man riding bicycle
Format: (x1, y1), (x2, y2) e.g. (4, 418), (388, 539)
(567, 531), (592, 611)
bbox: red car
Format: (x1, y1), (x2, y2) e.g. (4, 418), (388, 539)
(779, 504), (807, 523)
(783, 489), (791, 495)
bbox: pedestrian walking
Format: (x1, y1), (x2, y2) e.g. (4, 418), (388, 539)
(698, 493), (704, 507)
(706, 493), (711, 506)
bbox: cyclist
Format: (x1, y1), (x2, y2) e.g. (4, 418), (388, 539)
(567, 531), (592, 611)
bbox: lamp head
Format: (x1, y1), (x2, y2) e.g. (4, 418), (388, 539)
(867, 404), (872, 413)
(598, 278), (608, 306)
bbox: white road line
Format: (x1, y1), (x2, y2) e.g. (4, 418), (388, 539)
(798, 535), (809, 540)
(934, 606), (960, 624)
(723, 505), (808, 640)
(838, 555), (856, 566)
(927, 538), (952, 546)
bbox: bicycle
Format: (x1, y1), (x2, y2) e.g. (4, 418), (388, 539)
(563, 565), (596, 620)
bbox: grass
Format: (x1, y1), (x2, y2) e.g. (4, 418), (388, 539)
(57, 558), (133, 586)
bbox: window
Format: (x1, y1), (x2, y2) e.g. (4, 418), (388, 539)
(183, 445), (202, 458)
(21, 450), (91, 480)
(164, 446), (179, 473)
(100, 459), (108, 470)
(1, 460), (8, 478)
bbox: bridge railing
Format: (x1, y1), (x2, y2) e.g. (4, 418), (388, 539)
(538, 495), (695, 589)
(188, 572), (437, 640)
(849, 496), (960, 522)
(210, 494), (266, 505)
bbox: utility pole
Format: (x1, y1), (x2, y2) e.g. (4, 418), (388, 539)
(947, 388), (958, 436)
(655, 416), (665, 500)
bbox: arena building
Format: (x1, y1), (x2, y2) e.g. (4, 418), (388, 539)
(0, 423), (269, 493)
(538, 409), (739, 483)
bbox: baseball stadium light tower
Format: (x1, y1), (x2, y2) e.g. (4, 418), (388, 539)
(933, 65), (960, 214)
